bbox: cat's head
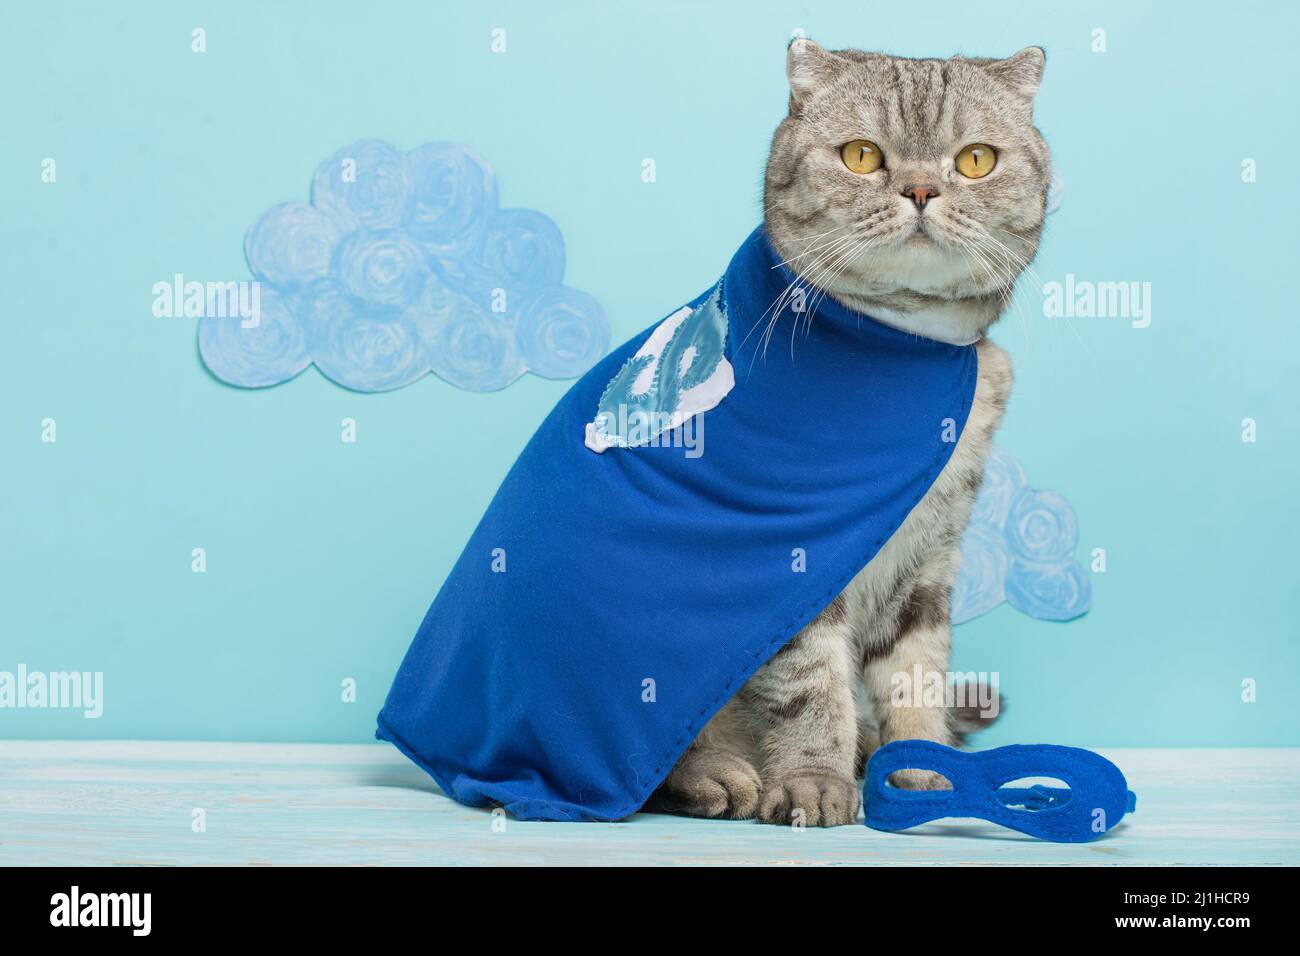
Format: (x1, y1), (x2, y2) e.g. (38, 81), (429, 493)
(764, 41), (1050, 341)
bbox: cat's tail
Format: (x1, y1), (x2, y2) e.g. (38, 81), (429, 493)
(950, 679), (1004, 746)
(854, 681), (1004, 776)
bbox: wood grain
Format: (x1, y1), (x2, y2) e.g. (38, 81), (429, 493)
(0, 742), (1295, 865)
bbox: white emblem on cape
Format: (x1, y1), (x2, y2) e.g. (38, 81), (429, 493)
(584, 285), (734, 453)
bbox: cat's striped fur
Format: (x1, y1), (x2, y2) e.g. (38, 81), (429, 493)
(654, 42), (1048, 825)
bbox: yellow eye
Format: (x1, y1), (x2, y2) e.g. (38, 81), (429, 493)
(955, 143), (997, 178)
(841, 140), (884, 174)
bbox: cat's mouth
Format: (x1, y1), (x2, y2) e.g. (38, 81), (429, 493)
(902, 213), (958, 249)
(904, 221), (937, 244)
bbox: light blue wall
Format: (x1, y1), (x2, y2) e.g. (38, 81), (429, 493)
(2, 1), (1296, 745)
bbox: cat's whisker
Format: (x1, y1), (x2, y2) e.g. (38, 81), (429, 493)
(790, 238), (872, 353)
(795, 233), (892, 349)
(975, 231), (1090, 356)
(785, 234), (874, 348)
(1001, 229), (1082, 355)
(769, 227), (860, 272)
(769, 235), (863, 358)
(774, 222), (851, 243)
(807, 236), (875, 326)
(939, 231), (1028, 352)
(768, 223), (858, 268)
(753, 232), (864, 365)
(960, 234), (1034, 354)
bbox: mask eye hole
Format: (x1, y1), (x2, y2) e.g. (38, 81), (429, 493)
(884, 770), (954, 791)
(955, 143), (997, 178)
(996, 776), (1073, 811)
(841, 139), (884, 174)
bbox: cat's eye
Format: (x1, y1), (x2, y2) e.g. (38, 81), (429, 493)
(841, 140), (884, 174)
(955, 143), (997, 179)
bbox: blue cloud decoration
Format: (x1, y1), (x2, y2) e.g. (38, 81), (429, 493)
(200, 140), (610, 392)
(951, 446), (1092, 624)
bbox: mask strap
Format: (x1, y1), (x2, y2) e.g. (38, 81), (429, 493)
(995, 783), (1137, 813)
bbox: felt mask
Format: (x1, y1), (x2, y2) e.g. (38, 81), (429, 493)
(864, 740), (1137, 842)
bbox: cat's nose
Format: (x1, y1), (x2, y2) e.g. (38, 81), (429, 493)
(902, 184), (940, 210)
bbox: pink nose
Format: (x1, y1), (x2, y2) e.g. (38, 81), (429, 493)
(903, 184), (940, 209)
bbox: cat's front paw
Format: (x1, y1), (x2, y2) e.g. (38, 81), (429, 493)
(657, 752), (763, 819)
(757, 772), (860, 827)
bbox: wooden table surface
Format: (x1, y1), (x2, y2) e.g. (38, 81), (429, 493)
(1, 742), (1295, 866)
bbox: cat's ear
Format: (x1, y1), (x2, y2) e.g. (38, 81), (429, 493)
(786, 38), (842, 111)
(983, 46), (1045, 100)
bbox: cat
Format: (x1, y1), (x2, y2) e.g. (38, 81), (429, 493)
(653, 40), (1050, 826)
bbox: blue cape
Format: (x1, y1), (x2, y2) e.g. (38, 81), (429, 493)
(377, 226), (979, 821)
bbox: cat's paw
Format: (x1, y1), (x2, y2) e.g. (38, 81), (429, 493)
(658, 752), (762, 819)
(887, 769), (953, 791)
(757, 772), (860, 827)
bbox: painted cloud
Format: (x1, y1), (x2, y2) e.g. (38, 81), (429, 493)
(951, 445), (1092, 624)
(200, 140), (609, 392)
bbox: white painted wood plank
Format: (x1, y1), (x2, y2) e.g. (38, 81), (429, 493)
(0, 742), (1295, 866)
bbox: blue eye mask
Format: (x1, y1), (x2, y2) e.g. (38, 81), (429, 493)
(864, 741), (1137, 843)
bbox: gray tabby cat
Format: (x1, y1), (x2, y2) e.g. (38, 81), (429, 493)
(654, 41), (1049, 826)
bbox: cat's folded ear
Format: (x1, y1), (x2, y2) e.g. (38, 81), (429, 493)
(982, 46), (1046, 100)
(786, 38), (843, 111)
